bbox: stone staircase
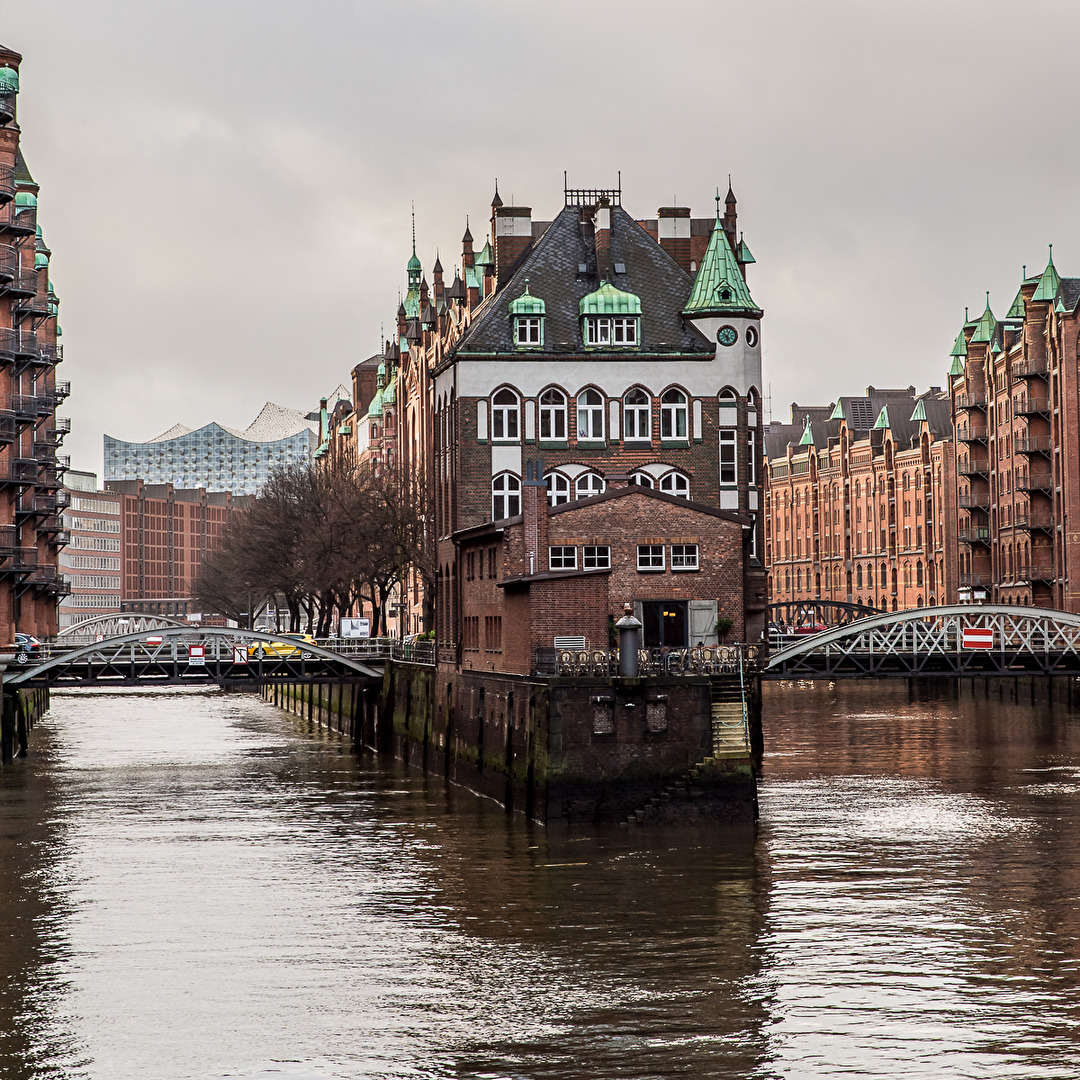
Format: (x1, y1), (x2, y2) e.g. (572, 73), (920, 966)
(622, 676), (751, 826)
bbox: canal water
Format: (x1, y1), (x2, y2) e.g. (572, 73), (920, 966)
(0, 681), (1078, 1079)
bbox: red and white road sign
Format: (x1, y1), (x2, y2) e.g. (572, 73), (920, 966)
(232, 645), (248, 665)
(188, 645), (206, 666)
(962, 626), (994, 650)
(146, 636), (162, 645)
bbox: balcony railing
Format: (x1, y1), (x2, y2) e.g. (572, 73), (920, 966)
(1015, 435), (1052, 454)
(0, 93), (14, 128)
(54, 381), (71, 401)
(0, 458), (42, 485)
(0, 203), (36, 237)
(1014, 511), (1055, 531)
(1016, 565), (1055, 582)
(957, 425), (988, 442)
(959, 573), (990, 586)
(0, 244), (15, 282)
(7, 271), (37, 299)
(1016, 473), (1053, 491)
(0, 327), (37, 358)
(958, 460), (990, 477)
(46, 529), (71, 547)
(1013, 358), (1049, 377)
(959, 492), (990, 508)
(956, 392), (987, 410)
(958, 526), (991, 544)
(1016, 398), (1051, 416)
(0, 161), (13, 201)
(37, 514), (65, 535)
(54, 416), (71, 434)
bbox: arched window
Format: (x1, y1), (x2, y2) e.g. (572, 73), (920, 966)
(577, 388), (605, 441)
(856, 564), (863, 588)
(629, 471), (654, 488)
(491, 388), (519, 441)
(575, 472), (605, 499)
(539, 388), (567, 441)
(718, 387), (738, 425)
(660, 388), (688, 440)
(624, 388), (651, 441)
(547, 471), (570, 506)
(916, 560), (923, 586)
(867, 564), (874, 588)
(785, 568), (791, 591)
(492, 473), (521, 520)
(659, 471), (690, 499)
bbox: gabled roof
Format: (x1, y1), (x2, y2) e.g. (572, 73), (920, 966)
(909, 399), (927, 423)
(873, 405), (890, 430)
(949, 327), (968, 358)
(683, 217), (760, 316)
(452, 205), (710, 356)
(798, 417), (814, 445)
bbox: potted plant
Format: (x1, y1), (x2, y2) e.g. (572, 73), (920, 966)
(714, 617), (734, 643)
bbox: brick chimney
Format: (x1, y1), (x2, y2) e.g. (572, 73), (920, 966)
(657, 206), (692, 272)
(521, 460), (548, 576)
(593, 197), (612, 281)
(605, 471), (631, 490)
(494, 204), (533, 290)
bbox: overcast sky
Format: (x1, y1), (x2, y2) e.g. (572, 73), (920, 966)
(5, 0), (1079, 476)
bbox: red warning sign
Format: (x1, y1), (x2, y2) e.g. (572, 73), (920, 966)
(962, 627), (994, 650)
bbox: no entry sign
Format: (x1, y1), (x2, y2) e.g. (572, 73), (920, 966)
(962, 627), (994, 650)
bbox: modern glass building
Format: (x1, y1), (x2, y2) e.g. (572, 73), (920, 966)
(103, 400), (336, 496)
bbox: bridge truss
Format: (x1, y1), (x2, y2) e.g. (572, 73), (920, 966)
(58, 613), (191, 641)
(6, 627), (383, 689)
(766, 605), (1080, 678)
(766, 599), (882, 630)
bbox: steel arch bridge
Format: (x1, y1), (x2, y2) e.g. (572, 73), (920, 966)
(765, 605), (1080, 679)
(6, 627), (383, 690)
(766, 599), (883, 630)
(58, 613), (191, 639)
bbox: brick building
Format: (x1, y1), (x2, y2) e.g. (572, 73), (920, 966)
(0, 44), (72, 639)
(948, 251), (1080, 609)
(764, 386), (957, 612)
(105, 480), (252, 617)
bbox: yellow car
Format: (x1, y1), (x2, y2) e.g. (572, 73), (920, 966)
(247, 633), (317, 659)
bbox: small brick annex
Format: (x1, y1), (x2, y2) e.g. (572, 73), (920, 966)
(452, 481), (748, 676)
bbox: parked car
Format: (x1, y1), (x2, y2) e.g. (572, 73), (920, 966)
(247, 633), (317, 659)
(793, 622), (829, 636)
(14, 633), (41, 664)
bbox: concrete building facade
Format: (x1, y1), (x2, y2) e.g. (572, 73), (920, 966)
(58, 470), (120, 631)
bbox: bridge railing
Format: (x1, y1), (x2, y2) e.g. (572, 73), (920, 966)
(539, 643), (761, 677)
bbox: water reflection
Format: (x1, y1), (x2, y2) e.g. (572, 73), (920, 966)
(0, 680), (1076, 1078)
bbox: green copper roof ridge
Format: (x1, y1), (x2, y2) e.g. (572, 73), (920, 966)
(873, 405), (890, 430)
(829, 400), (844, 420)
(969, 295), (997, 344)
(909, 399), (927, 423)
(683, 216), (760, 316)
(1006, 285), (1026, 320)
(949, 327), (968, 358)
(949, 355), (965, 377)
(579, 280), (642, 316)
(798, 416), (814, 445)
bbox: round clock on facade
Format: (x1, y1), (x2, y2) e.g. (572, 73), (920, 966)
(717, 324), (738, 347)
(745, 325), (758, 347)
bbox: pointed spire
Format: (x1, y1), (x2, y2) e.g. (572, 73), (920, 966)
(798, 416), (814, 446)
(829, 400), (845, 420)
(949, 323), (968, 358)
(909, 399), (927, 423)
(491, 179), (503, 209)
(715, 186), (722, 218)
(683, 216), (760, 315)
(433, 251), (443, 274)
(949, 355), (965, 378)
(725, 175), (736, 205)
(873, 405), (890, 430)
(1032, 244), (1061, 302)
(969, 293), (997, 344)
(462, 216), (472, 244)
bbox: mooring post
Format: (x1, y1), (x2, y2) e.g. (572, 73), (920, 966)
(615, 604), (642, 677)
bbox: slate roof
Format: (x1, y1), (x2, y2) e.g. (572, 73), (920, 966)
(453, 205), (711, 356)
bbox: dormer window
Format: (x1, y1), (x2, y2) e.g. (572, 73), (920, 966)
(579, 282), (642, 349)
(508, 280), (545, 349)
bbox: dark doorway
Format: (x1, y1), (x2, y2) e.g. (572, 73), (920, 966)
(642, 601), (688, 648)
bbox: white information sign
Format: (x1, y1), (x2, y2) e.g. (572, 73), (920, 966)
(339, 618), (370, 639)
(233, 645), (248, 665)
(188, 645), (206, 666)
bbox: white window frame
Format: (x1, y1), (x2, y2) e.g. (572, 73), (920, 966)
(629, 472), (654, 488)
(577, 389), (605, 441)
(660, 389), (688, 440)
(539, 387), (567, 441)
(719, 429), (737, 485)
(575, 472), (605, 499)
(637, 544), (665, 571)
(547, 472), (571, 506)
(548, 545), (577, 570)
(612, 317), (638, 344)
(492, 473), (521, 520)
(670, 543), (699, 570)
(586, 316), (612, 345)
(747, 428), (757, 486)
(491, 388), (519, 441)
(659, 471), (690, 499)
(515, 316), (542, 346)
(583, 545), (611, 570)
(623, 388), (651, 441)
